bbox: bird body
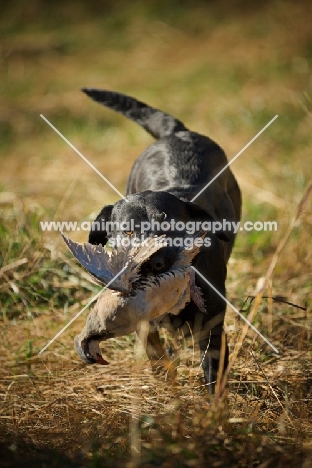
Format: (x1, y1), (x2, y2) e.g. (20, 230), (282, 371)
(62, 233), (205, 365)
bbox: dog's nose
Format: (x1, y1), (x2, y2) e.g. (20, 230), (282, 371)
(150, 255), (165, 272)
(141, 247), (178, 275)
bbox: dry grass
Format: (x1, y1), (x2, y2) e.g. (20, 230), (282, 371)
(1, 1), (312, 466)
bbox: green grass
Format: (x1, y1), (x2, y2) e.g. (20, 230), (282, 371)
(0, 206), (99, 320)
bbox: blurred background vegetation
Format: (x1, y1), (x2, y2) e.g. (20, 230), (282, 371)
(0, 1), (311, 466)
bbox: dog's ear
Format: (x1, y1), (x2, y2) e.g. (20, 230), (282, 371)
(88, 205), (113, 246)
(184, 201), (230, 242)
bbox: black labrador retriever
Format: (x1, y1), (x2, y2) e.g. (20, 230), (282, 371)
(83, 88), (241, 393)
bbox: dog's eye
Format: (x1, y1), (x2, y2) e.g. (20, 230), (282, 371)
(124, 231), (133, 236)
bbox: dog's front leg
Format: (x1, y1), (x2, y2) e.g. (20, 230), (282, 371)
(199, 322), (229, 395)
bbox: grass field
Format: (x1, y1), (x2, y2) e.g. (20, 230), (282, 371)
(1, 1), (312, 466)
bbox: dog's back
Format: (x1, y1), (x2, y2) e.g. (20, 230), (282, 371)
(83, 88), (241, 256)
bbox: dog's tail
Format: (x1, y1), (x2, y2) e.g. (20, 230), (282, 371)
(82, 88), (187, 139)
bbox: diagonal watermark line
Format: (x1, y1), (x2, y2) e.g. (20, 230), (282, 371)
(38, 288), (104, 356)
(40, 114), (127, 201)
(191, 266), (279, 354)
(191, 115), (278, 202)
(38, 264), (128, 355)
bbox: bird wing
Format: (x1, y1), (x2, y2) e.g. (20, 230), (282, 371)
(61, 233), (168, 292)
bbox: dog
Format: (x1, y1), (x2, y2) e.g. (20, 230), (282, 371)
(82, 88), (241, 393)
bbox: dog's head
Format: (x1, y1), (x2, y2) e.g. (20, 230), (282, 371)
(89, 190), (228, 274)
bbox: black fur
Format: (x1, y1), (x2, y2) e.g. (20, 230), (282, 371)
(83, 88), (241, 394)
